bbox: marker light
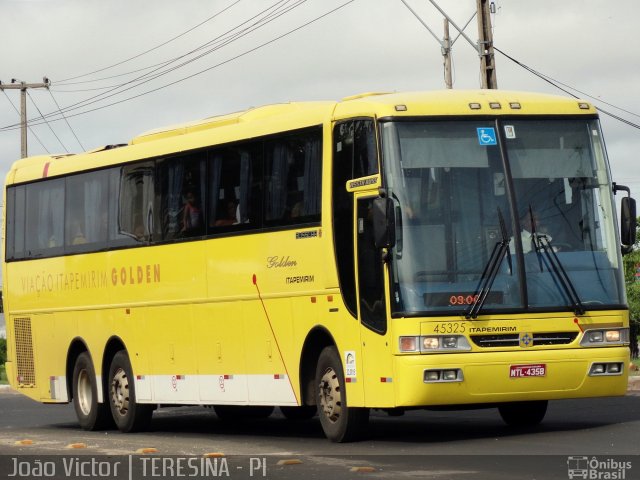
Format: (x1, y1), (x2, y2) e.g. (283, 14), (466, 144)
(399, 336), (418, 352)
(605, 330), (620, 342)
(489, 102), (501, 109)
(509, 102), (521, 109)
(578, 102), (591, 110)
(469, 102), (482, 110)
(395, 104), (408, 112)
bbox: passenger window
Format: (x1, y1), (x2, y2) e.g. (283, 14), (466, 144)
(156, 153), (206, 240)
(65, 171), (110, 253)
(117, 162), (155, 243)
(5, 186), (26, 260)
(264, 128), (321, 226)
(208, 143), (261, 232)
(25, 178), (65, 257)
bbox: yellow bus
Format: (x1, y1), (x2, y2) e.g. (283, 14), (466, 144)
(2, 90), (637, 442)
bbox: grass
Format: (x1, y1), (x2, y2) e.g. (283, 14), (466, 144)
(0, 365), (7, 385)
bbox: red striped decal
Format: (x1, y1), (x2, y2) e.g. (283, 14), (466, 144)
(49, 376), (56, 381)
(42, 162), (50, 178)
(345, 377), (356, 383)
(274, 374), (285, 380)
(223, 375), (233, 380)
(136, 375), (145, 380)
(380, 377), (393, 383)
(176, 375), (184, 380)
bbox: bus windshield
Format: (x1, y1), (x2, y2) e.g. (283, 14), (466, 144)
(381, 118), (625, 316)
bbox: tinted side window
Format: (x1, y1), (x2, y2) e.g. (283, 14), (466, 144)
(208, 143), (262, 233)
(25, 178), (64, 257)
(65, 170), (110, 254)
(118, 162), (155, 243)
(156, 153), (206, 240)
(264, 128), (322, 226)
(5, 186), (26, 260)
(332, 118), (379, 318)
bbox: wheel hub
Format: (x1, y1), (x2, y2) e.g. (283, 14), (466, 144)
(110, 368), (130, 416)
(318, 367), (342, 423)
(77, 369), (92, 416)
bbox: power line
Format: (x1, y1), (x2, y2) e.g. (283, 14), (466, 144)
(2, 90), (50, 154)
(1, 0), (354, 132)
(3, 0), (305, 129)
(47, 88), (85, 151)
(27, 91), (68, 152)
(55, 0), (243, 84)
(493, 46), (640, 131)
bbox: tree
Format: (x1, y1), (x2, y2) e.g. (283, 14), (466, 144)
(622, 216), (640, 359)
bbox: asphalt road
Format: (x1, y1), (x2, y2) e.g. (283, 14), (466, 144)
(0, 388), (638, 479)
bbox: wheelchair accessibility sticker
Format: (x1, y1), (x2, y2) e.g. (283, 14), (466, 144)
(477, 127), (497, 146)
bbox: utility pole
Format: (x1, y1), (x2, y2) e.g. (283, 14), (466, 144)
(0, 77), (50, 158)
(476, 0), (497, 89)
(442, 19), (453, 89)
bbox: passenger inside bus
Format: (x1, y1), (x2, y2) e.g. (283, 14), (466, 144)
(181, 190), (202, 235)
(214, 200), (239, 226)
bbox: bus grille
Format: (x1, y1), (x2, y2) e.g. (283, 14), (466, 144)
(470, 332), (578, 348)
(14, 317), (36, 385)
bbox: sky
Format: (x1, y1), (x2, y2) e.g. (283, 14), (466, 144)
(1, 0), (639, 202)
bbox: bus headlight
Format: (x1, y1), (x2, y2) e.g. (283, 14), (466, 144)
(399, 335), (471, 353)
(580, 328), (628, 347)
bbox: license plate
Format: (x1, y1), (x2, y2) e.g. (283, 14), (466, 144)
(509, 364), (546, 378)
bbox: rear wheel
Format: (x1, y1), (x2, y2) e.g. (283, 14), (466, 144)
(72, 352), (112, 430)
(315, 346), (369, 442)
(108, 350), (153, 432)
(214, 405), (274, 420)
(498, 400), (548, 427)
(280, 405), (316, 420)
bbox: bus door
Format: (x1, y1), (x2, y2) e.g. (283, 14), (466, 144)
(355, 195), (395, 407)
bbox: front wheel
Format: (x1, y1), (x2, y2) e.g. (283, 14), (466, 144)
(108, 350), (153, 432)
(315, 346), (369, 442)
(498, 400), (548, 427)
(72, 352), (112, 430)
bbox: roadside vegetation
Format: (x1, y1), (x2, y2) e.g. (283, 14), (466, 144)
(0, 337), (7, 384)
(623, 215), (640, 369)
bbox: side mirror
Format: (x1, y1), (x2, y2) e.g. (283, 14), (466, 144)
(372, 196), (396, 249)
(620, 196), (637, 255)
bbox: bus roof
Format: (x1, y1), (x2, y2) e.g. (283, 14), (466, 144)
(6, 90), (595, 186)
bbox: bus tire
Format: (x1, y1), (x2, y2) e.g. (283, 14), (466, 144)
(214, 405), (274, 420)
(108, 350), (153, 433)
(498, 400), (548, 427)
(315, 346), (369, 442)
(72, 352), (112, 431)
(280, 405), (316, 420)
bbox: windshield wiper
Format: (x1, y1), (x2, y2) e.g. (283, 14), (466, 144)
(529, 208), (585, 316)
(466, 208), (510, 319)
(533, 234), (585, 315)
